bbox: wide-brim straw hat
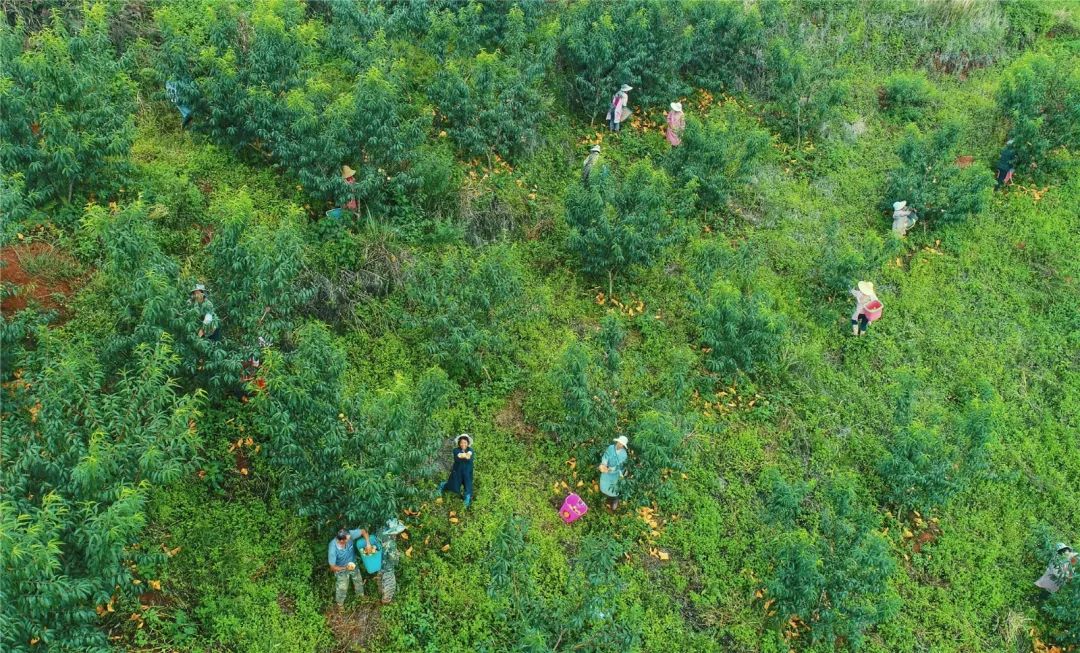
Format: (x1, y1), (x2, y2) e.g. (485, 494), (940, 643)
(341, 165), (356, 178)
(590, 145), (601, 153)
(893, 200), (907, 211)
(457, 433), (473, 447)
(620, 84), (633, 92)
(383, 518), (406, 536)
(857, 281), (875, 295)
(670, 102), (683, 112)
(613, 435), (629, 447)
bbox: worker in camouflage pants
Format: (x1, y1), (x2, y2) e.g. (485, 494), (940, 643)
(377, 519), (406, 604)
(327, 527), (371, 609)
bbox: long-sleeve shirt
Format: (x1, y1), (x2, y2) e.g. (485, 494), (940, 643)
(850, 288), (878, 320)
(666, 111), (684, 146)
(583, 152), (599, 183)
(607, 92), (628, 123)
(599, 444), (628, 497)
(327, 529), (364, 567)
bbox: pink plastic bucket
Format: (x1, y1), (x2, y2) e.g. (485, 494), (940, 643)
(560, 493), (588, 524)
(863, 300), (883, 322)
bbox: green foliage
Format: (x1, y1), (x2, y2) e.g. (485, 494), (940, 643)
(879, 71), (937, 123)
(622, 411), (685, 507)
(401, 245), (529, 384)
(546, 340), (616, 450)
(884, 122), (994, 227)
(665, 105), (770, 209)
(877, 375), (999, 515)
(140, 485), (331, 651)
(758, 38), (848, 146)
(597, 312), (627, 374)
(431, 44), (550, 162)
(0, 4), (136, 213)
(682, 0), (763, 93)
(997, 53), (1080, 178)
(0, 334), (201, 652)
(255, 323), (450, 527)
(763, 473), (900, 650)
(566, 160), (674, 295)
(695, 281), (785, 381)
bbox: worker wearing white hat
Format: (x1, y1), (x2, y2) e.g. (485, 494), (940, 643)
(891, 200), (917, 237)
(189, 283), (220, 340)
(666, 101), (685, 147)
(599, 435), (629, 511)
(1036, 543), (1077, 593)
(606, 84), (633, 132)
(375, 518), (407, 604)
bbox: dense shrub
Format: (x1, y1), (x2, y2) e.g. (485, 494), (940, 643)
(546, 340), (617, 450)
(566, 160), (674, 296)
(401, 245), (529, 384)
(622, 411), (685, 508)
(665, 105), (770, 209)
(879, 71), (937, 123)
(695, 281), (786, 381)
(0, 335), (201, 652)
(0, 5), (136, 213)
(255, 323), (451, 527)
(762, 473), (900, 649)
(884, 122), (994, 227)
(997, 53), (1080, 179)
(682, 0), (763, 93)
(757, 38), (848, 146)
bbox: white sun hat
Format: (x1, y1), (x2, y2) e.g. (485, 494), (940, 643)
(857, 281), (875, 295)
(590, 145), (601, 153)
(613, 435), (629, 447)
(893, 200), (907, 211)
(620, 84), (633, 92)
(670, 101), (683, 112)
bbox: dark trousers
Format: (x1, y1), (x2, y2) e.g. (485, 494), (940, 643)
(852, 315), (869, 334)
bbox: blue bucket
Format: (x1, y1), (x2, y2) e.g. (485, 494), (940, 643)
(325, 207), (344, 220)
(356, 539), (382, 573)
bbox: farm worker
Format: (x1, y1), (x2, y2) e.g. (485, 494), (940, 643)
(891, 200), (917, 237)
(438, 434), (475, 508)
(375, 518), (407, 604)
(850, 281), (879, 336)
(190, 283), (220, 340)
(583, 145), (601, 185)
(606, 84), (633, 132)
(165, 80), (194, 128)
(599, 435), (629, 511)
(328, 527), (372, 609)
(342, 165), (358, 210)
(1036, 543), (1078, 593)
(995, 139), (1016, 189)
(666, 102), (685, 146)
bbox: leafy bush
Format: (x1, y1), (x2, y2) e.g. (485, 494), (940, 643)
(682, 0), (763, 93)
(0, 335), (201, 652)
(622, 411), (685, 508)
(762, 473), (900, 650)
(546, 340), (617, 450)
(665, 105), (770, 209)
(401, 245), (529, 384)
(880, 71), (937, 123)
(0, 4), (136, 213)
(695, 281), (785, 380)
(255, 323), (451, 527)
(997, 53), (1080, 179)
(884, 122), (994, 227)
(566, 160), (674, 296)
(757, 38), (848, 146)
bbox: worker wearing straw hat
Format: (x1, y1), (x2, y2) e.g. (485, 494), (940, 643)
(438, 434), (475, 509)
(606, 84), (633, 132)
(583, 145), (601, 185)
(599, 435), (629, 511)
(891, 200), (917, 237)
(666, 101), (685, 146)
(342, 165), (358, 211)
(189, 283), (220, 340)
(850, 281), (880, 336)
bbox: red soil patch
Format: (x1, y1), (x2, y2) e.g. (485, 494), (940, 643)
(1, 243), (86, 319)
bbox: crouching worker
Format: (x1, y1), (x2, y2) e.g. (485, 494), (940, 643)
(1036, 543), (1078, 594)
(438, 434), (475, 509)
(375, 519), (406, 604)
(328, 526), (371, 610)
(850, 280), (881, 336)
(891, 200), (917, 238)
(599, 435), (629, 511)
